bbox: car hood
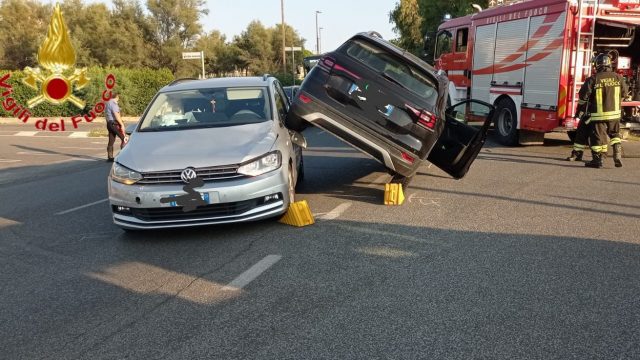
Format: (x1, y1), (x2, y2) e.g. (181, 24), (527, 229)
(117, 122), (278, 172)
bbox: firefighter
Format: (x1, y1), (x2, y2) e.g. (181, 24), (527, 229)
(575, 54), (627, 168)
(566, 117), (589, 161)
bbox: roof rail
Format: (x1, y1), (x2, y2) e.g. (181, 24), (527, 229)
(367, 31), (383, 39)
(168, 78), (198, 86)
(263, 73), (272, 81)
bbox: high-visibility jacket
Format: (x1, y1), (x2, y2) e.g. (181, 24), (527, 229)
(576, 71), (628, 122)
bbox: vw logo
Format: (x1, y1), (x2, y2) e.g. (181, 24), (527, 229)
(180, 167), (197, 183)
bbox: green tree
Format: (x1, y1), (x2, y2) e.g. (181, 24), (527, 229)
(390, 0), (488, 56)
(234, 20), (274, 75)
(0, 0), (50, 69)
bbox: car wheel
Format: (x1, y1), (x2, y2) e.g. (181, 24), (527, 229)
(494, 97), (519, 146)
(567, 130), (577, 143)
(296, 154), (305, 185)
(288, 164), (296, 205)
(390, 173), (413, 190)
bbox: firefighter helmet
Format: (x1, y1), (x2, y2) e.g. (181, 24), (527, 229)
(594, 53), (612, 72)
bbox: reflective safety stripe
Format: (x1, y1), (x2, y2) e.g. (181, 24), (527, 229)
(578, 99), (587, 105)
(610, 137), (622, 145)
(596, 88), (603, 115)
(574, 144), (586, 150)
(614, 86), (620, 112)
(589, 110), (621, 121)
(591, 145), (608, 153)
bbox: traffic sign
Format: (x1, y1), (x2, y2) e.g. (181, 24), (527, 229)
(182, 52), (202, 60)
(284, 47), (302, 51)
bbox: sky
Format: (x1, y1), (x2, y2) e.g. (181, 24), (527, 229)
(90, 0), (399, 54)
(204, 0), (398, 53)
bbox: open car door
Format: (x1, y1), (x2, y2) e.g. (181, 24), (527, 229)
(427, 99), (494, 179)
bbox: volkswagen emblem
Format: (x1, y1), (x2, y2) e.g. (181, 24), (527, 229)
(180, 167), (197, 184)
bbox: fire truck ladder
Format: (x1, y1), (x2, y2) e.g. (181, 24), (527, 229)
(570, 0), (600, 115)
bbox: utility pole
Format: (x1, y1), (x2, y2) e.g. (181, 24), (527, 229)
(281, 0), (286, 76)
(315, 10), (321, 54)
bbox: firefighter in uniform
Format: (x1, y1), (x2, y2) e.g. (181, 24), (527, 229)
(574, 53), (627, 168)
(566, 117), (589, 161)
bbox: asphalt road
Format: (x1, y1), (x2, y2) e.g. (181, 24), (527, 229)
(1, 127), (639, 359)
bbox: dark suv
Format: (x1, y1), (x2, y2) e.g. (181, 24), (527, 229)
(287, 32), (494, 183)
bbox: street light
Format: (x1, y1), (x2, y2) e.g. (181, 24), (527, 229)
(281, 0), (286, 76)
(315, 10), (322, 54)
(319, 27), (323, 54)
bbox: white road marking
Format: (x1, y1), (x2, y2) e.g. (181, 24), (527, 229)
(59, 146), (103, 150)
(222, 255), (282, 291)
(0, 159), (21, 163)
(15, 131), (38, 136)
(69, 132), (89, 138)
(16, 151), (56, 155)
(319, 202), (352, 220)
(55, 198), (109, 215)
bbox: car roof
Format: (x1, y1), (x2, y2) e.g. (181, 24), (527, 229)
(160, 76), (273, 93)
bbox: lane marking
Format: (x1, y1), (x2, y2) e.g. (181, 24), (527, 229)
(69, 132), (89, 138)
(319, 202), (352, 220)
(15, 131), (38, 136)
(55, 198), (109, 215)
(59, 146), (103, 150)
(0, 159), (21, 163)
(16, 151), (56, 155)
(222, 255), (282, 291)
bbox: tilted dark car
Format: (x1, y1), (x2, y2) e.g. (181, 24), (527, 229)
(287, 32), (494, 183)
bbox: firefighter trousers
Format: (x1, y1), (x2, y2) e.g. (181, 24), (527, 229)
(572, 119), (590, 152)
(589, 119), (621, 153)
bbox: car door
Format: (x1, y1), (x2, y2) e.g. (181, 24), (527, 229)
(273, 81), (303, 170)
(427, 99), (494, 179)
(322, 37), (444, 158)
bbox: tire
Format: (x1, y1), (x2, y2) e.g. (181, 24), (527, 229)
(296, 154), (305, 185)
(567, 130), (577, 143)
(285, 112), (308, 132)
(494, 97), (519, 146)
(390, 173), (413, 190)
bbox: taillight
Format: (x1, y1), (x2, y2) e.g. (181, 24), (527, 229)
(405, 104), (437, 131)
(333, 64), (361, 79)
(401, 152), (415, 164)
(298, 93), (312, 104)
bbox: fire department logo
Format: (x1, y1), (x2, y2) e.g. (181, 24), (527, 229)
(22, 3), (89, 109)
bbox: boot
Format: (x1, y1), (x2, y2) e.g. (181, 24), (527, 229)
(107, 145), (114, 162)
(613, 144), (623, 168)
(566, 150), (583, 161)
(585, 152), (603, 168)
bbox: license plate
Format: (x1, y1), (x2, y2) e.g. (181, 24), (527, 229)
(167, 192), (219, 207)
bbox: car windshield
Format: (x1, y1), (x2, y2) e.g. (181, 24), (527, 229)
(343, 39), (438, 104)
(139, 87), (272, 132)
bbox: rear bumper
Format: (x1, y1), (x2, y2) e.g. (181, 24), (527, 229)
(291, 99), (422, 177)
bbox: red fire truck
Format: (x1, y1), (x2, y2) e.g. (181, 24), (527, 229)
(433, 0), (640, 145)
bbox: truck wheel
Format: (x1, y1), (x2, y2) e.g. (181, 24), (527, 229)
(567, 130), (577, 143)
(494, 98), (519, 146)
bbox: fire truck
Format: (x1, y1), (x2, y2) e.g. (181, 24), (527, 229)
(433, 0), (640, 145)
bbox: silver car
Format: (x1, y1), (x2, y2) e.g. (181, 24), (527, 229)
(108, 76), (304, 230)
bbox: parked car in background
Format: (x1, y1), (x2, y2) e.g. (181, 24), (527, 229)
(287, 32), (494, 185)
(283, 85), (300, 102)
(109, 76), (305, 230)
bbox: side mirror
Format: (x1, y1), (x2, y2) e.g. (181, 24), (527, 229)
(290, 130), (307, 149)
(125, 124), (136, 136)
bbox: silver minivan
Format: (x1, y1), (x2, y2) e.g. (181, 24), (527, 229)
(108, 76), (304, 230)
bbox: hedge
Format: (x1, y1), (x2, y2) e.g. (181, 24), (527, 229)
(0, 67), (174, 117)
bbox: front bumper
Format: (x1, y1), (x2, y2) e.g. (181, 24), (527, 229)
(108, 168), (290, 230)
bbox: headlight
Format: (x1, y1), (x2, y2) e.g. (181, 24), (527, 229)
(111, 162), (143, 185)
(237, 151), (282, 177)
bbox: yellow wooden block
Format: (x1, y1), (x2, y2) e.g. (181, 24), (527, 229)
(384, 183), (405, 205)
(279, 200), (315, 227)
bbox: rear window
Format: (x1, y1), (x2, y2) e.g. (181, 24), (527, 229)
(139, 87), (272, 132)
(342, 39), (438, 103)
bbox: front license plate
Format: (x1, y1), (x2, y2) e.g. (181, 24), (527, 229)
(168, 192), (219, 207)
